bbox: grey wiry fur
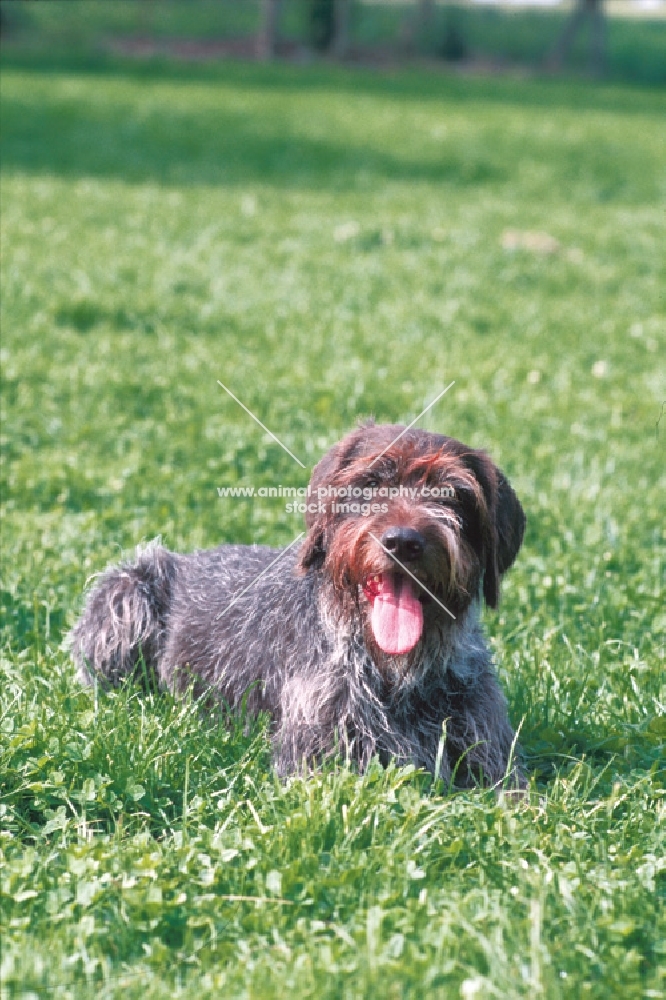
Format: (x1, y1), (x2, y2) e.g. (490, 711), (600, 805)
(71, 424), (526, 788)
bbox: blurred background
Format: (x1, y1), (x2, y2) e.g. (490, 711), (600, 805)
(2, 0), (665, 85)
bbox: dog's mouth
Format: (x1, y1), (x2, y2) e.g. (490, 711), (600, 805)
(362, 572), (424, 656)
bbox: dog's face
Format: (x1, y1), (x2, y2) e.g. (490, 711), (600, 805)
(299, 423), (525, 658)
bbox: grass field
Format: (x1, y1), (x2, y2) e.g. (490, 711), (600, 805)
(1, 49), (665, 1000)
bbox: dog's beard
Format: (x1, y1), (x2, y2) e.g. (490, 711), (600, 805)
(323, 503), (474, 663)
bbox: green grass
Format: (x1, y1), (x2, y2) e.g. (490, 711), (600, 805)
(1, 53), (665, 999)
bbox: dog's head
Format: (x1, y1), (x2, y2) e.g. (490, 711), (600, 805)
(299, 423), (525, 657)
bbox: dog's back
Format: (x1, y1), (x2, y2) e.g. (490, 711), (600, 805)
(159, 543), (319, 712)
(71, 541), (313, 710)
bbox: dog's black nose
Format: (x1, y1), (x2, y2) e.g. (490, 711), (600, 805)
(380, 527), (425, 562)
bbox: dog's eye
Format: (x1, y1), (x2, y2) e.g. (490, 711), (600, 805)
(365, 477), (380, 489)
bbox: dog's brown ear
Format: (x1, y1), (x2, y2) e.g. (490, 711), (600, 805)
(461, 451), (525, 608)
(483, 467), (525, 608)
(304, 451), (340, 531)
(298, 520), (327, 572)
(298, 438), (345, 572)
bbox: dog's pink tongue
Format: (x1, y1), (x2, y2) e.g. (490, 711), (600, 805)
(370, 575), (423, 655)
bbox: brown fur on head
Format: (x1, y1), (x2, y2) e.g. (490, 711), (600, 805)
(299, 423), (525, 628)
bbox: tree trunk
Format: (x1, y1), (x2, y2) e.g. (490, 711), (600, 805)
(257, 0), (282, 61)
(588, 0), (606, 78)
(418, 0), (436, 42)
(548, 0), (606, 77)
(332, 0), (351, 59)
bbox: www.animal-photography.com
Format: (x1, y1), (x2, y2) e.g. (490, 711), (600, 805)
(1, 2), (664, 998)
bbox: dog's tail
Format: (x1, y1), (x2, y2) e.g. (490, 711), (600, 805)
(69, 541), (177, 688)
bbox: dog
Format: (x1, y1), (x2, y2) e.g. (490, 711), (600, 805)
(71, 423), (526, 788)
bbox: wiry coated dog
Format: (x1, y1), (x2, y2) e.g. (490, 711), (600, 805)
(71, 424), (526, 788)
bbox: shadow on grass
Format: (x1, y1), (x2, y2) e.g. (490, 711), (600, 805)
(521, 716), (665, 784)
(1, 81), (506, 190)
(1, 54), (664, 192)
